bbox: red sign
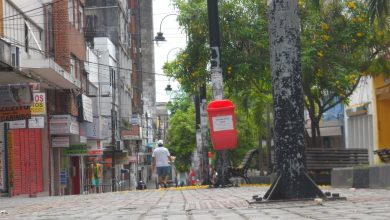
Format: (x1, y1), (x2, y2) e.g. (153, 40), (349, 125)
(121, 125), (141, 140)
(0, 106), (31, 122)
(88, 149), (103, 156)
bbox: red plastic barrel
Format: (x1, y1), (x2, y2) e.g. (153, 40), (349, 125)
(207, 99), (237, 150)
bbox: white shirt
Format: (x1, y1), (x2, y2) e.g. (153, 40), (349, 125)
(152, 146), (171, 167)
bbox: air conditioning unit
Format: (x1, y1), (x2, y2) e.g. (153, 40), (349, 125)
(11, 46), (20, 69)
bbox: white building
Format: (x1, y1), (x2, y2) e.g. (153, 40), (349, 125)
(344, 76), (375, 164)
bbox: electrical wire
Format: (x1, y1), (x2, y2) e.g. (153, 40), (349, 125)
(5, 35), (173, 77)
(1, 0), (66, 21)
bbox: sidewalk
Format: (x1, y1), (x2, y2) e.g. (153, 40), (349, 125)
(0, 186), (389, 219)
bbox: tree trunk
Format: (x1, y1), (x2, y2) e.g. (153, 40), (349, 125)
(310, 118), (321, 148)
(200, 86), (211, 185)
(263, 0), (323, 200)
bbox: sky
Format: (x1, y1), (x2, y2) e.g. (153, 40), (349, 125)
(153, 0), (187, 102)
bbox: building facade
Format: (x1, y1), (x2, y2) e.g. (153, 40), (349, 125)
(0, 0), (155, 196)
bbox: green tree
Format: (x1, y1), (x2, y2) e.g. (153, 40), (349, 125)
(166, 0), (272, 166)
(166, 94), (196, 173)
(300, 0), (390, 147)
(367, 0), (389, 24)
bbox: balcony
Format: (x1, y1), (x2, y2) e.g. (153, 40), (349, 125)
(22, 58), (81, 89)
(0, 40), (38, 84)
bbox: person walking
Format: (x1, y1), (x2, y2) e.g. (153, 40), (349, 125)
(152, 140), (172, 188)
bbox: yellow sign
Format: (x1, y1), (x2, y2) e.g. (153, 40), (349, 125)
(31, 93), (46, 115)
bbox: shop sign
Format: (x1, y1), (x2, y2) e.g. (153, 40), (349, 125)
(28, 116), (45, 128)
(50, 115), (79, 135)
(0, 106), (31, 122)
(52, 136), (70, 148)
(85, 117), (101, 139)
(81, 94), (93, 122)
(8, 120), (26, 129)
(79, 123), (87, 143)
(128, 155), (137, 163)
(121, 125), (140, 140)
(131, 115), (140, 125)
(88, 149), (103, 156)
(0, 84), (33, 107)
(115, 152), (129, 164)
(30, 93), (46, 115)
(63, 144), (88, 155)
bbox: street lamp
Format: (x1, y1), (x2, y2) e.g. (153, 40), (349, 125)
(165, 84), (172, 95)
(164, 47), (182, 97)
(154, 13), (178, 42)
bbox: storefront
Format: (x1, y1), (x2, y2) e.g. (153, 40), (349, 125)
(50, 114), (82, 195)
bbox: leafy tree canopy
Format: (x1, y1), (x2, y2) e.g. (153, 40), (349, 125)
(166, 94), (196, 172)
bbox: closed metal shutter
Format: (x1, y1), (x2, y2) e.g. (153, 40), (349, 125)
(347, 115), (374, 164)
(9, 129), (43, 196)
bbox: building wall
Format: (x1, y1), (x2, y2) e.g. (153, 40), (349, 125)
(140, 0), (155, 151)
(129, 0), (143, 114)
(344, 77), (375, 164)
(9, 0), (48, 26)
(372, 75), (390, 164)
(0, 0), (3, 37)
(3, 0), (45, 62)
(52, 0), (85, 72)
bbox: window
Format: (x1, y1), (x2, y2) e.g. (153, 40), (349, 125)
(75, 59), (80, 79)
(47, 5), (54, 54)
(110, 67), (116, 89)
(70, 58), (75, 78)
(79, 4), (83, 32)
(24, 22), (29, 53)
(74, 0), (78, 29)
(68, 0), (73, 24)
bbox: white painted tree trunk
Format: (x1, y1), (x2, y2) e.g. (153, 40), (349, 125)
(269, 0), (305, 176)
(263, 0), (324, 200)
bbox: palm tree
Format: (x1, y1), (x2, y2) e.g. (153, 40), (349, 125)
(367, 0), (389, 24)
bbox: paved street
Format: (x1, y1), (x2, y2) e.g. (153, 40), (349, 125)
(0, 186), (390, 220)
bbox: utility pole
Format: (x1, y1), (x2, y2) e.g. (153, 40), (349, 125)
(206, 0), (229, 186)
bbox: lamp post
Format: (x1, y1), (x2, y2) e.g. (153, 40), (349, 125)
(154, 13), (178, 42)
(164, 47), (182, 93)
(207, 0), (229, 187)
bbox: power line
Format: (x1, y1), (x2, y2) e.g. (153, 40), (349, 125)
(1, 0), (66, 21)
(5, 36), (173, 77)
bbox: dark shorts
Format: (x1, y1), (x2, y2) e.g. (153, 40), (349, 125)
(157, 166), (170, 177)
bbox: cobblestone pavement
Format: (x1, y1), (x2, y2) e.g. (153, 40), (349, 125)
(0, 186), (390, 220)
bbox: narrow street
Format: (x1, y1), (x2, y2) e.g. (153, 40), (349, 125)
(0, 186), (390, 219)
